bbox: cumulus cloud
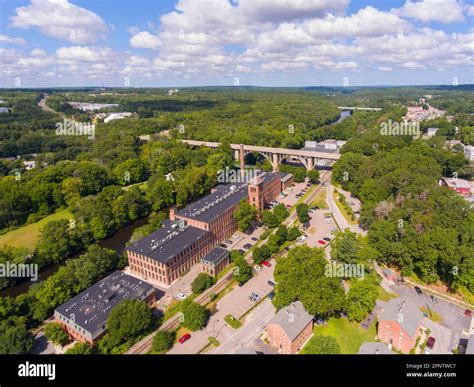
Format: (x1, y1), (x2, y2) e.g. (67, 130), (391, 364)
(10, 0), (108, 43)
(397, 0), (465, 23)
(0, 34), (26, 45)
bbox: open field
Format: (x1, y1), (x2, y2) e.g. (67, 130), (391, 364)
(0, 209), (73, 250)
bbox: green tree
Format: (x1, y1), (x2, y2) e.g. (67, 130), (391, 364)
(191, 273), (214, 294)
(44, 322), (69, 346)
(180, 300), (208, 331)
(344, 278), (379, 322)
(262, 210), (279, 228)
(151, 331), (175, 353)
(0, 317), (34, 354)
(233, 255), (252, 284)
(233, 198), (257, 231)
(332, 230), (361, 264)
(107, 300), (152, 343)
(65, 342), (94, 354)
(287, 227), (301, 241)
(296, 203), (310, 223)
(306, 169), (320, 183)
(253, 245), (271, 265)
(273, 203), (289, 222)
(113, 159), (149, 186)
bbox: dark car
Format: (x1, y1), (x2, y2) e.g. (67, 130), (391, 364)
(426, 337), (436, 349)
(243, 243), (253, 250)
(268, 291), (275, 300)
(219, 243), (227, 248)
(465, 309), (472, 317)
(323, 237), (331, 242)
(414, 286), (423, 295)
(267, 280), (275, 287)
(251, 237), (258, 242)
(238, 282), (245, 287)
(239, 249), (246, 254)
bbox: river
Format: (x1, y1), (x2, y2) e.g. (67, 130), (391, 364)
(0, 217), (148, 298)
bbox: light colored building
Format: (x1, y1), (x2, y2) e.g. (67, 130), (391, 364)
(200, 247), (229, 277)
(464, 145), (474, 161)
(22, 160), (35, 170)
(267, 301), (313, 354)
(426, 127), (439, 137)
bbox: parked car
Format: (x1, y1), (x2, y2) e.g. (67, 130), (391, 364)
(238, 282), (245, 287)
(426, 337), (436, 349)
(219, 243), (227, 248)
(414, 286), (423, 295)
(239, 249), (246, 254)
(224, 240), (233, 244)
(251, 237), (258, 242)
(251, 292), (261, 302)
(318, 240), (327, 245)
(267, 279), (275, 287)
(253, 265), (262, 272)
(176, 292), (187, 300)
(243, 243), (253, 250)
(424, 349), (431, 355)
(179, 333), (191, 344)
(268, 291), (275, 300)
(262, 260), (271, 267)
(285, 204), (291, 208)
(323, 237), (331, 242)
(465, 309), (472, 317)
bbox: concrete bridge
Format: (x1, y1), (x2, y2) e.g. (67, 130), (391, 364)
(338, 106), (382, 111)
(181, 140), (340, 172)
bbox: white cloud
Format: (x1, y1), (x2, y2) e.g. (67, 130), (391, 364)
(55, 46), (114, 62)
(10, 0), (108, 43)
(0, 34), (26, 45)
(130, 31), (161, 50)
(378, 66), (393, 72)
(397, 0), (465, 23)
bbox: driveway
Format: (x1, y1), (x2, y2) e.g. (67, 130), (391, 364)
(421, 318), (458, 354)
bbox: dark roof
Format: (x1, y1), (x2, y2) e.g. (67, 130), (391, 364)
(55, 271), (154, 338)
(176, 182), (248, 223)
(250, 172), (281, 186)
(201, 247), (229, 266)
(300, 145), (338, 153)
(268, 301), (313, 341)
(379, 298), (423, 337)
(279, 172), (293, 183)
(358, 342), (393, 354)
(126, 219), (209, 264)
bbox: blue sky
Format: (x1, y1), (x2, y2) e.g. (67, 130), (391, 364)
(0, 0), (473, 87)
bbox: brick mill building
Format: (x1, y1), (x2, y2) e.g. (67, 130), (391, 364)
(378, 298), (423, 354)
(200, 246), (230, 277)
(54, 271), (156, 344)
(267, 301), (313, 354)
(126, 171), (293, 287)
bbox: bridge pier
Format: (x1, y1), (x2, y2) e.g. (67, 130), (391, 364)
(272, 153), (279, 172)
(239, 144), (245, 179)
(306, 157), (314, 171)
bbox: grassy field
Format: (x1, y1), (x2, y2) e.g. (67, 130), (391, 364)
(307, 317), (377, 354)
(0, 209), (73, 250)
(333, 192), (359, 226)
(378, 286), (398, 302)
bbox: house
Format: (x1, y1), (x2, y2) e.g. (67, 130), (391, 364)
(378, 298), (423, 354)
(439, 177), (472, 197)
(54, 271), (156, 344)
(383, 268), (397, 282)
(358, 342), (392, 354)
(426, 127), (439, 137)
(22, 161), (36, 170)
(200, 247), (229, 277)
(464, 145), (474, 162)
(267, 301), (313, 354)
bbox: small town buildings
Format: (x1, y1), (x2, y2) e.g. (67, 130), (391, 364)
(378, 298), (423, 354)
(439, 177), (472, 197)
(200, 247), (229, 277)
(358, 342), (393, 354)
(426, 127), (439, 137)
(267, 301), (313, 354)
(54, 271), (156, 344)
(127, 172), (290, 287)
(464, 145), (474, 162)
(22, 160), (35, 170)
(383, 268), (397, 282)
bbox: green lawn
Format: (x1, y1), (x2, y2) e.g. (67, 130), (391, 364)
(377, 286), (398, 302)
(308, 317), (377, 354)
(224, 314), (242, 329)
(0, 209), (73, 250)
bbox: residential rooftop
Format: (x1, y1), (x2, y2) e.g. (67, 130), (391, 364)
(379, 298), (423, 338)
(441, 177), (471, 190)
(358, 342), (393, 354)
(126, 219), (209, 264)
(268, 301), (313, 341)
(55, 270), (154, 338)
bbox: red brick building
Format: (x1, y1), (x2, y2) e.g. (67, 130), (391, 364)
(54, 271), (156, 344)
(267, 301), (313, 354)
(127, 172), (292, 287)
(378, 298), (423, 354)
(439, 177), (471, 197)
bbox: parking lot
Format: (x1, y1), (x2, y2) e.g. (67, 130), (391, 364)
(303, 207), (338, 249)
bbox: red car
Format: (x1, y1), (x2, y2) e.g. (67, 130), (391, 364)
(426, 336), (436, 350)
(465, 309), (472, 317)
(179, 333), (191, 344)
(262, 260), (271, 267)
(318, 240), (327, 245)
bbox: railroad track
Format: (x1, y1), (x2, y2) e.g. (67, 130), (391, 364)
(127, 169), (333, 354)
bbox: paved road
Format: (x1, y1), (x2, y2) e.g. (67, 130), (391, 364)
(168, 259), (275, 354)
(38, 94), (65, 119)
(208, 298), (276, 354)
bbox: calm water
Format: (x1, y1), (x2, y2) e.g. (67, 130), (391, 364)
(0, 217), (148, 298)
